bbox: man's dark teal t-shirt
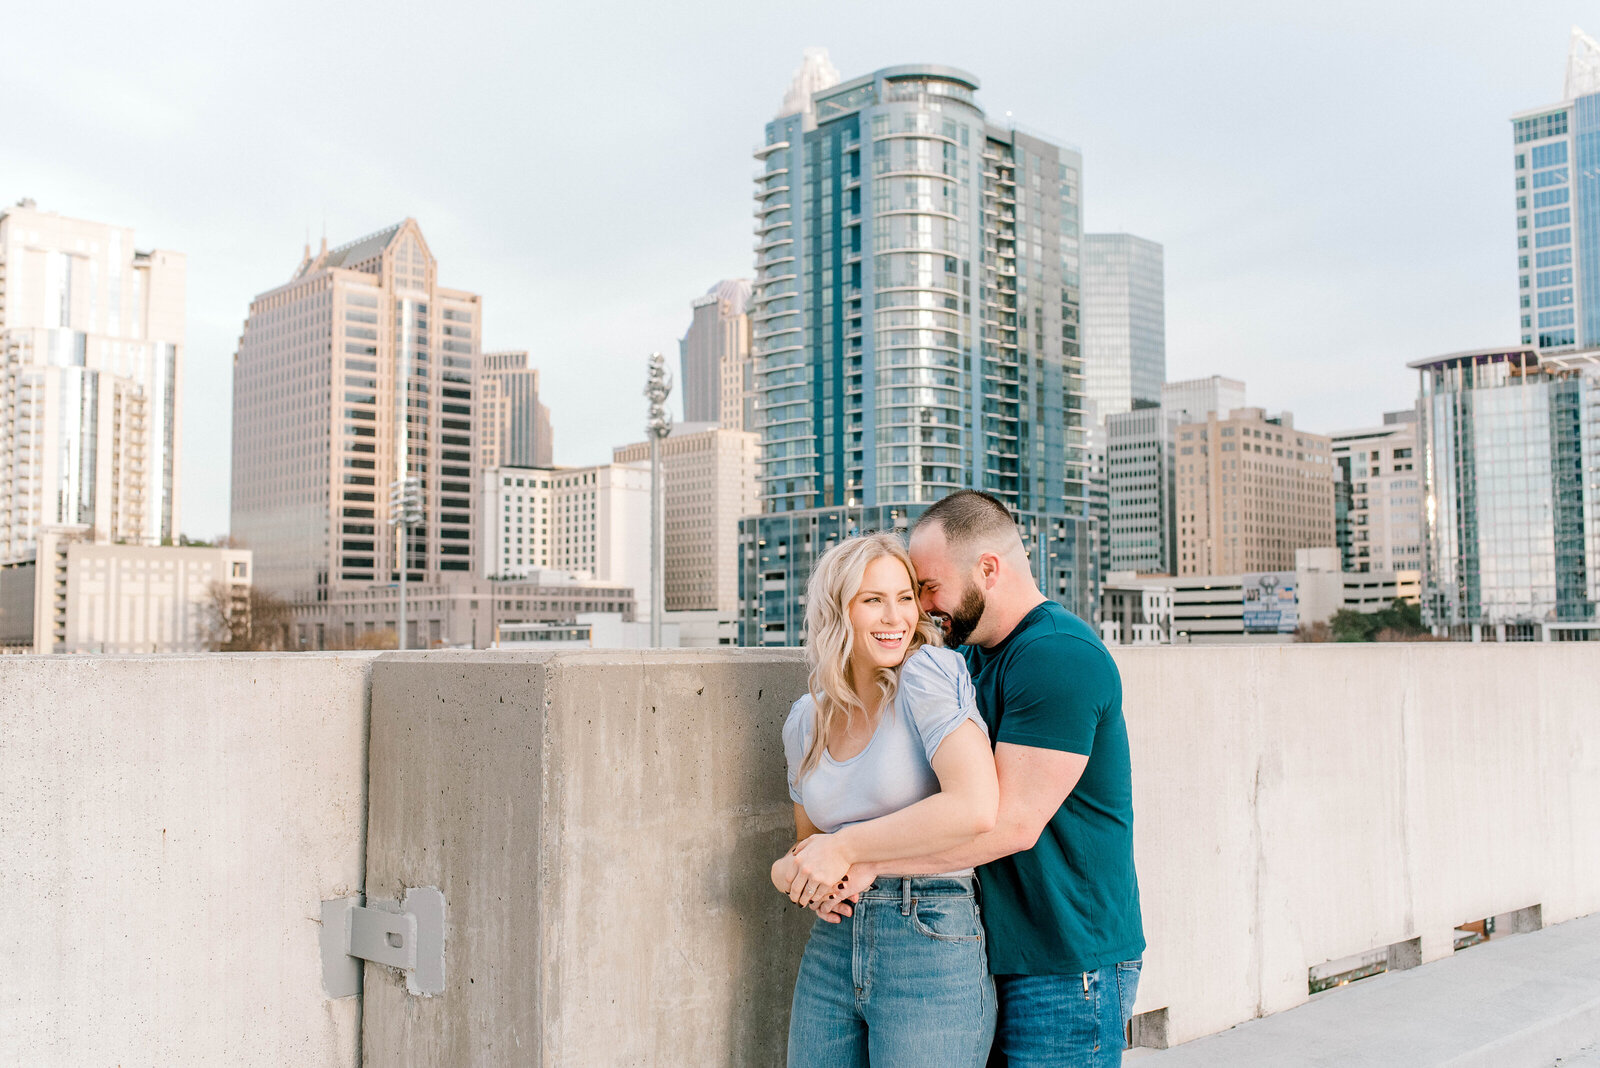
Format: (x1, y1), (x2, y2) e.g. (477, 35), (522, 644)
(963, 600), (1144, 975)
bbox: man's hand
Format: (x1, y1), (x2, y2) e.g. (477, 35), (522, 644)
(811, 863), (876, 923)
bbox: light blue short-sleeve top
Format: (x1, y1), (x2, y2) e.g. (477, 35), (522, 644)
(782, 645), (988, 839)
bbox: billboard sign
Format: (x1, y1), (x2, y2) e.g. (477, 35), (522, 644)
(1242, 571), (1298, 634)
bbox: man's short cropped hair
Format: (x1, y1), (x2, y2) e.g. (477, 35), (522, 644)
(914, 490), (1018, 553)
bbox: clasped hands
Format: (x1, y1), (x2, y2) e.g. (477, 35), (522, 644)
(770, 833), (875, 922)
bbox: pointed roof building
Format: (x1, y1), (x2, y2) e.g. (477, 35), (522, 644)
(777, 48), (840, 121)
(1566, 25), (1600, 99)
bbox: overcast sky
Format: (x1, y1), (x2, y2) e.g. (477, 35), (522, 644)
(5, 1), (1585, 538)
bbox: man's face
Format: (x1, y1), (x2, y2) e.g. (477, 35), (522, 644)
(909, 526), (987, 647)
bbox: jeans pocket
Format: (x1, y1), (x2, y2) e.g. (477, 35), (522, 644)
(1116, 959), (1142, 1026)
(908, 897), (982, 943)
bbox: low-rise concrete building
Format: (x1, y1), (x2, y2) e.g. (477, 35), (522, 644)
(1171, 547), (1419, 644)
(492, 612), (680, 650)
(0, 528), (251, 653)
(291, 571), (635, 650)
(1100, 572), (1175, 646)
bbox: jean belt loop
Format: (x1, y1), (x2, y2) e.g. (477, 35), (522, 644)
(901, 877), (913, 916)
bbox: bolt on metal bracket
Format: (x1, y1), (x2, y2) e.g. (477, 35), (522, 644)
(321, 886), (445, 998)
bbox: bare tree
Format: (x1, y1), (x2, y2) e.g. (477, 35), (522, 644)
(200, 582), (294, 651)
(1294, 621), (1332, 643)
(320, 627), (398, 651)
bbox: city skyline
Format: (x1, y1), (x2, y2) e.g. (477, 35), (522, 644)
(6, 3), (1581, 539)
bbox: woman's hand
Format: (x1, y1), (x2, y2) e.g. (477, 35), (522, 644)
(786, 832), (854, 907)
(770, 851), (801, 894)
(811, 862), (875, 922)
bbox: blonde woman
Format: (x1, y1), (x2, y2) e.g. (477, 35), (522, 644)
(771, 532), (999, 1066)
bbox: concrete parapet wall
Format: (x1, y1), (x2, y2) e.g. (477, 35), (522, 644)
(5, 645), (1596, 1063)
(0, 653), (375, 1066)
(1123, 644), (1599, 1044)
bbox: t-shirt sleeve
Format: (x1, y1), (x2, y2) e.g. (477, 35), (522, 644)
(899, 646), (988, 762)
(995, 634), (1119, 756)
(782, 696), (812, 804)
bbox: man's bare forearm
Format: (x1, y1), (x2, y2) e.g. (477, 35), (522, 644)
(870, 824), (1025, 876)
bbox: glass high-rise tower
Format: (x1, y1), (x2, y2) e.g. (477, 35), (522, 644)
(1511, 27), (1600, 351)
(739, 57), (1093, 645)
(1412, 345), (1598, 640)
(0, 201), (184, 558)
(1082, 233), (1165, 422)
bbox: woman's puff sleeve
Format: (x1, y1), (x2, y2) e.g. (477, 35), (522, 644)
(897, 645), (988, 762)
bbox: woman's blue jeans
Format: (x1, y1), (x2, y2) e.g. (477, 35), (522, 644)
(787, 876), (996, 1067)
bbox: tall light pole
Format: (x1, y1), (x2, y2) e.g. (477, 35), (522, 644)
(644, 352), (673, 648)
(389, 476), (422, 650)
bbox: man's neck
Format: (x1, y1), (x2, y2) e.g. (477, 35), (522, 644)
(977, 586), (1049, 649)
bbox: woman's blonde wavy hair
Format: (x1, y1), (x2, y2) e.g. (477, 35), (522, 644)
(794, 532), (944, 784)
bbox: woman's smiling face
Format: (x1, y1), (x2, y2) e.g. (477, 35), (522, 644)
(847, 554), (922, 673)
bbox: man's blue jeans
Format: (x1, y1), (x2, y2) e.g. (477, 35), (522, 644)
(787, 876), (996, 1067)
(989, 960), (1142, 1067)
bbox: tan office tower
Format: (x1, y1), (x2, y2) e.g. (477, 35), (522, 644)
(0, 200), (184, 559)
(479, 350), (553, 470)
(1175, 407), (1335, 575)
(614, 423), (758, 613)
(231, 219), (481, 596)
(679, 280), (753, 430)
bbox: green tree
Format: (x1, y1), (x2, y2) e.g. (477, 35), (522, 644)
(1328, 599), (1429, 643)
(1329, 608), (1381, 642)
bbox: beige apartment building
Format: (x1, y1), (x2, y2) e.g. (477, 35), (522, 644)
(230, 219), (481, 597)
(679, 280), (753, 431)
(1175, 407), (1335, 575)
(0, 527), (250, 653)
(614, 422), (758, 615)
(0, 200), (184, 560)
(479, 350), (552, 469)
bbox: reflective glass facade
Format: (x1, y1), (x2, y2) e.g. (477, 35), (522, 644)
(1513, 91), (1600, 350)
(740, 64), (1094, 645)
(1415, 347), (1599, 635)
(1082, 233), (1165, 421)
(1105, 405), (1179, 575)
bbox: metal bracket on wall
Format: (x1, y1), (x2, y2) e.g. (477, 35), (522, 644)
(320, 886), (446, 998)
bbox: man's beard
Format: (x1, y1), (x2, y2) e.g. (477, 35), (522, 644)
(941, 581), (986, 648)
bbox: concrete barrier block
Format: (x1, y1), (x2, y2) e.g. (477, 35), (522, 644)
(362, 649), (814, 1067)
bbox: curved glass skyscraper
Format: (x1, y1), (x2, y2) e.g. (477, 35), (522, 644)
(741, 58), (1093, 644)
